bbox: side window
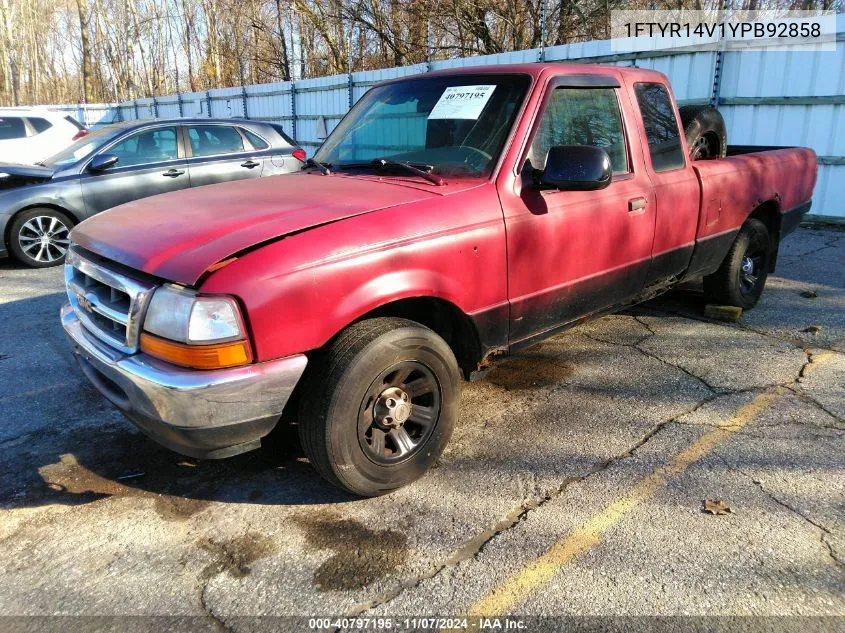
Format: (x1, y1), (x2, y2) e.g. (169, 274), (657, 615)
(0, 117), (27, 140)
(108, 127), (178, 167)
(634, 83), (685, 172)
(28, 118), (53, 134)
(242, 129), (269, 150)
(528, 87), (629, 175)
(187, 125), (245, 157)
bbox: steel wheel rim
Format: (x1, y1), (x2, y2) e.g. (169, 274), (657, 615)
(739, 251), (763, 296)
(357, 361), (441, 465)
(18, 216), (70, 263)
(691, 135), (712, 160)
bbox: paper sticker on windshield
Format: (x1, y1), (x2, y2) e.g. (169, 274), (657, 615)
(428, 85), (496, 120)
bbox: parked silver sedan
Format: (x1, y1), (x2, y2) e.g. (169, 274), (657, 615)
(0, 118), (305, 267)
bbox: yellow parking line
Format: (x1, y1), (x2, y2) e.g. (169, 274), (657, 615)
(466, 387), (786, 617)
(804, 350), (833, 376)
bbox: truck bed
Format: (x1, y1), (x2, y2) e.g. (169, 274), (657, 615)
(692, 145), (817, 244)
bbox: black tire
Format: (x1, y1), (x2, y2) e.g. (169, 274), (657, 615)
(679, 105), (727, 161)
(298, 317), (460, 497)
(703, 218), (771, 310)
(8, 207), (74, 268)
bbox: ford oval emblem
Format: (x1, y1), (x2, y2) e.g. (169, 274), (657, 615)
(77, 294), (94, 313)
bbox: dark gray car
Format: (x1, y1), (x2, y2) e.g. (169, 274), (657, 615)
(0, 118), (304, 267)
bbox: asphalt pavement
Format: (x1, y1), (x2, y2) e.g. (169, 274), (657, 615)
(0, 226), (842, 633)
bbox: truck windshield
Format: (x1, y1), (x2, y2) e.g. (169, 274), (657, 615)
(314, 74), (531, 178)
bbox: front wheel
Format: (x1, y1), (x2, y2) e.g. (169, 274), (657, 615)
(704, 218), (771, 310)
(8, 208), (74, 268)
(298, 317), (460, 496)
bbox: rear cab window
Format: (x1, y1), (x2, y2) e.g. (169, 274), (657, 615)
(528, 86), (630, 175)
(634, 83), (685, 172)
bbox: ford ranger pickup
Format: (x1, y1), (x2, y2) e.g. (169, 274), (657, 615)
(61, 64), (817, 496)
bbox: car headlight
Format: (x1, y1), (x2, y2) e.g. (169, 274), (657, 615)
(140, 285), (252, 369)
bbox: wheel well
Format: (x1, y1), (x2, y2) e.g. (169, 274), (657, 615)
(361, 297), (483, 380)
(278, 297), (483, 427)
(4, 204), (79, 250)
(748, 200), (781, 272)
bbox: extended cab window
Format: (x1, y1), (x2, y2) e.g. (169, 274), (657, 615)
(528, 87), (629, 175)
(188, 125), (245, 156)
(108, 127), (178, 167)
(634, 83), (685, 172)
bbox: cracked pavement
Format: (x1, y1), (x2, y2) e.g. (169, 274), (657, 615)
(0, 226), (843, 631)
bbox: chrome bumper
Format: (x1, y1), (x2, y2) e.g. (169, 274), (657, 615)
(61, 304), (308, 458)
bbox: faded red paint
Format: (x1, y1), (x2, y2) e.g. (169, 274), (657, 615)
(71, 63), (818, 363)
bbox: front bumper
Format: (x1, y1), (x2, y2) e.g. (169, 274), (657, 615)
(62, 304), (308, 459)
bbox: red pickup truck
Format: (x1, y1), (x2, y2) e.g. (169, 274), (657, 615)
(62, 64), (817, 496)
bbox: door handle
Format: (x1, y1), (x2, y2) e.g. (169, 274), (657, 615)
(162, 169), (185, 178)
(628, 197), (648, 212)
(240, 160), (260, 169)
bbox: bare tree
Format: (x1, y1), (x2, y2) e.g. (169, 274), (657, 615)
(0, 0), (839, 106)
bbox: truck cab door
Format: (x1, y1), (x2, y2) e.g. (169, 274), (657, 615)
(500, 77), (656, 344)
(630, 82), (701, 285)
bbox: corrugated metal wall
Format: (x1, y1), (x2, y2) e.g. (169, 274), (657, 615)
(44, 15), (844, 218)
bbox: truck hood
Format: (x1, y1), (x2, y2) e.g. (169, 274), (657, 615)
(0, 163), (54, 189)
(71, 172), (450, 285)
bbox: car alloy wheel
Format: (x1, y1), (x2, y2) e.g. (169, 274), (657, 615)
(17, 215), (71, 264)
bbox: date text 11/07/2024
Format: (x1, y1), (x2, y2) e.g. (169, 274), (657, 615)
(307, 617), (528, 630)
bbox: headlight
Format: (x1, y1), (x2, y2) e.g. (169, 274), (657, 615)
(140, 285), (252, 369)
(144, 285), (244, 343)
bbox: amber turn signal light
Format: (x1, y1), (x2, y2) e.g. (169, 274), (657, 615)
(140, 333), (252, 369)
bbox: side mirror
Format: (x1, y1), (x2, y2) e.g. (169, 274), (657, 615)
(535, 145), (612, 191)
(88, 154), (119, 172)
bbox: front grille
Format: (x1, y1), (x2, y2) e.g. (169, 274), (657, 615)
(65, 248), (157, 354)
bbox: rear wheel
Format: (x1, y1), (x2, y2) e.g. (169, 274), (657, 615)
(679, 105), (727, 161)
(298, 317), (460, 496)
(8, 208), (74, 268)
(704, 218), (771, 310)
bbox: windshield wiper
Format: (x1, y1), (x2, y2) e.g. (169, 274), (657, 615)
(304, 157), (331, 175)
(340, 158), (446, 186)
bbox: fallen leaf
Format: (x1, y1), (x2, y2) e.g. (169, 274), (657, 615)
(802, 325), (822, 335)
(703, 499), (733, 515)
(799, 290), (818, 299)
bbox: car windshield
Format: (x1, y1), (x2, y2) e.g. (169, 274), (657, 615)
(314, 74), (531, 177)
(41, 125), (121, 169)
